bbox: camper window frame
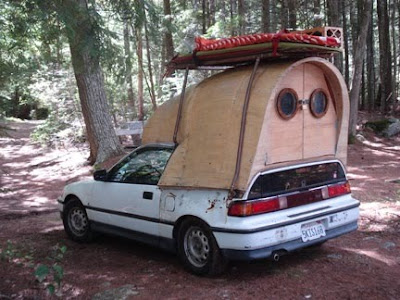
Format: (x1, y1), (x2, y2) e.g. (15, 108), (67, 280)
(276, 88), (299, 120)
(309, 88), (329, 118)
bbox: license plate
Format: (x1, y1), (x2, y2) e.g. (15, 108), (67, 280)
(301, 221), (326, 242)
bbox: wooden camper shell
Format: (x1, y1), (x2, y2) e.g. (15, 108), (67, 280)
(143, 28), (348, 194)
(142, 57), (349, 194)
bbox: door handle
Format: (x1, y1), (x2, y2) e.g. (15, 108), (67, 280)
(143, 191), (153, 200)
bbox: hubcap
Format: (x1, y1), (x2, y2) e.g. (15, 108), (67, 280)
(184, 226), (210, 268)
(68, 207), (88, 237)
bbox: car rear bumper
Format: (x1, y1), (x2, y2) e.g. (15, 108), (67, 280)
(213, 201), (359, 261)
(221, 220), (357, 261)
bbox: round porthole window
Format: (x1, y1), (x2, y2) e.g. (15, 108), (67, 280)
(310, 89), (328, 118)
(276, 89), (298, 120)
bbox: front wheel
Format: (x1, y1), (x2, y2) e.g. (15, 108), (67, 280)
(63, 198), (93, 242)
(177, 218), (226, 276)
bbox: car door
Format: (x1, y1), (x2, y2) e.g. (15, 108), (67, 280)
(87, 146), (173, 237)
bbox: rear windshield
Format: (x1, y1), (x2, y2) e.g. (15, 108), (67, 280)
(248, 162), (346, 200)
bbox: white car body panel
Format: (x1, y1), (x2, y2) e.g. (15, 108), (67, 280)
(59, 152), (359, 261)
(88, 181), (161, 235)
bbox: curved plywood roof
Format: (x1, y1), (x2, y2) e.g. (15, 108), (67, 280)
(143, 57), (349, 191)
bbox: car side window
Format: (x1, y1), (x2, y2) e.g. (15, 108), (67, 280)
(108, 147), (173, 185)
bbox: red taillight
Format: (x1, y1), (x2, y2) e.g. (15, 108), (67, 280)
(229, 181), (351, 217)
(327, 181), (351, 198)
(228, 197), (287, 217)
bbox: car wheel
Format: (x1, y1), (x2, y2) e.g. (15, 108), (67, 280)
(177, 218), (226, 276)
(63, 198), (93, 242)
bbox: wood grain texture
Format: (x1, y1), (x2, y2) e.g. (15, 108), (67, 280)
(142, 57), (350, 191)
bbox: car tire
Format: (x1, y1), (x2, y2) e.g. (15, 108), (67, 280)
(177, 218), (227, 276)
(63, 198), (93, 242)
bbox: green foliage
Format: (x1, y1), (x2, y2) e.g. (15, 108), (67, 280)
(365, 119), (391, 133)
(34, 264), (50, 282)
(33, 244), (67, 296)
(0, 240), (20, 261)
(30, 113), (68, 145)
(31, 111), (85, 146)
(0, 240), (34, 267)
(1, 0), (397, 149)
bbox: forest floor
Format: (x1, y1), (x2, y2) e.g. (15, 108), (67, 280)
(0, 118), (399, 299)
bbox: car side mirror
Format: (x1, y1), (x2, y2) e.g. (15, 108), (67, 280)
(93, 169), (108, 181)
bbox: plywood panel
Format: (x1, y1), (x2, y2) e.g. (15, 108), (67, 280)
(248, 58), (349, 188)
(308, 61), (349, 165)
(259, 64), (304, 165)
(158, 67), (253, 188)
(143, 57), (350, 192)
(303, 63), (337, 158)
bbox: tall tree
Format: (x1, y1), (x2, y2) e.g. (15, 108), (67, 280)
(261, 0), (270, 32)
(144, 11), (157, 111)
(327, 0), (342, 71)
(123, 19), (136, 120)
(57, 0), (123, 164)
(230, 0), (236, 35)
(287, 0), (297, 29)
(377, 0), (393, 112)
(342, 0), (350, 86)
(163, 0), (174, 61)
(313, 0), (323, 27)
(390, 0), (397, 107)
(366, 0), (376, 111)
(280, 0), (289, 29)
(238, 0), (246, 35)
(136, 26), (144, 121)
(349, 0), (372, 136)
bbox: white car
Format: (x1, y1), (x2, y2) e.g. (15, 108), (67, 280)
(58, 143), (359, 275)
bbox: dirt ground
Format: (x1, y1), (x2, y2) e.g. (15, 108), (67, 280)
(0, 118), (399, 300)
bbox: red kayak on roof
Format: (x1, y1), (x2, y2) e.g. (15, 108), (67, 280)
(166, 27), (343, 75)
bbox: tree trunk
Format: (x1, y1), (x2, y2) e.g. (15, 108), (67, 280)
(123, 19), (136, 120)
(377, 0), (393, 112)
(313, 0), (322, 27)
(327, 0), (342, 71)
(163, 0), (174, 61)
(287, 0), (297, 29)
(136, 27), (144, 121)
(262, 0), (270, 32)
(391, 0), (397, 109)
(209, 0), (215, 27)
(398, 0), (400, 110)
(202, 0), (207, 34)
(270, 0), (277, 31)
(349, 0), (372, 136)
(144, 12), (157, 111)
(342, 0), (350, 86)
(238, 0), (245, 35)
(230, 0), (235, 36)
(366, 0), (375, 111)
(61, 0), (123, 164)
(361, 62), (366, 110)
(349, 1), (358, 50)
(280, 0), (288, 29)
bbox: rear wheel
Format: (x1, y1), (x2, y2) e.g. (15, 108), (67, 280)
(177, 218), (226, 276)
(63, 198), (93, 242)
